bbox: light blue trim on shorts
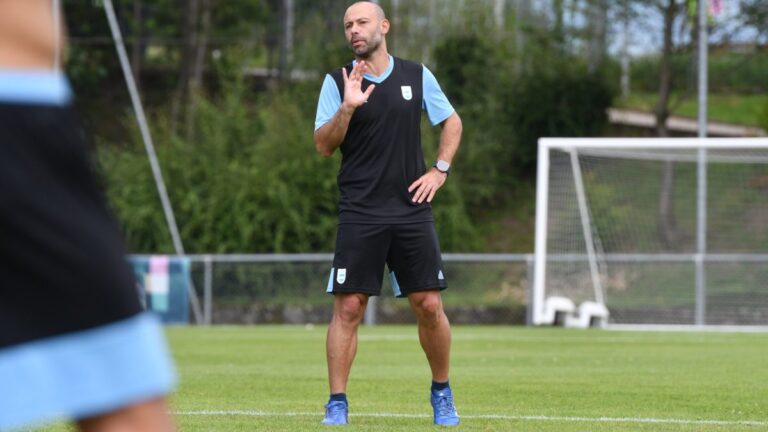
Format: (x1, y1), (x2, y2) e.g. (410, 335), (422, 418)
(326, 268), (335, 293)
(0, 313), (176, 430)
(0, 70), (72, 106)
(389, 271), (403, 298)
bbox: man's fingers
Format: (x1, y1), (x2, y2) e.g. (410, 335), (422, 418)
(408, 178), (421, 193)
(411, 187), (422, 202)
(413, 184), (429, 203)
(363, 84), (376, 98)
(351, 61), (365, 81)
(426, 188), (437, 203)
(410, 173), (445, 203)
(341, 66), (348, 83)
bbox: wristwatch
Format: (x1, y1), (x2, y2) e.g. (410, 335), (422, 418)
(434, 159), (450, 175)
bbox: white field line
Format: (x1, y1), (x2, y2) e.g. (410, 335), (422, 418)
(173, 410), (768, 426)
(356, 334), (746, 343)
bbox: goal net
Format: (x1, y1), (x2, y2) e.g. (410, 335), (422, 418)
(532, 138), (768, 328)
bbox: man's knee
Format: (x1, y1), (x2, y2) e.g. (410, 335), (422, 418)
(333, 293), (368, 324)
(411, 292), (444, 322)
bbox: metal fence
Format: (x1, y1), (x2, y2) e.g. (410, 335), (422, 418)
(133, 253), (768, 328)
(163, 253), (533, 326)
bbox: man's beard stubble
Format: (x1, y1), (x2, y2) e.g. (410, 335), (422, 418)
(350, 34), (381, 59)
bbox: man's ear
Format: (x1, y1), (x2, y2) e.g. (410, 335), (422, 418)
(381, 18), (390, 35)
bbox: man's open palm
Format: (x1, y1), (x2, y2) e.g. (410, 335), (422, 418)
(342, 61), (375, 108)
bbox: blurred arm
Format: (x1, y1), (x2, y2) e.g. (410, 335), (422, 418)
(0, 0), (65, 70)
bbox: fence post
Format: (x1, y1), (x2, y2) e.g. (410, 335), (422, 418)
(204, 255), (213, 326)
(526, 255), (534, 326)
(364, 296), (377, 325)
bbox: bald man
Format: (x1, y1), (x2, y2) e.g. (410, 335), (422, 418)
(0, 1), (175, 430)
(314, 1), (462, 426)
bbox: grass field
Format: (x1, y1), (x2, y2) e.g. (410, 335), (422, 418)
(40, 325), (768, 431)
(615, 93), (767, 128)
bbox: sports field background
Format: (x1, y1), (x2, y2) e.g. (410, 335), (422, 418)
(41, 325), (768, 431)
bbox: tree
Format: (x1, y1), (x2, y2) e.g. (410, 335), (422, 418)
(654, 0), (687, 250)
(586, 0), (609, 73)
(171, 0), (214, 136)
(739, 1), (768, 40)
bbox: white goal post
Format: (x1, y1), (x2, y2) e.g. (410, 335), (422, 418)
(532, 138), (768, 329)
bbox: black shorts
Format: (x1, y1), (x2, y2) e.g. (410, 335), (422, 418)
(326, 222), (447, 297)
(0, 103), (142, 349)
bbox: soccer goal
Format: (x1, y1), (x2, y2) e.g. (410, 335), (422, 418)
(532, 138), (768, 329)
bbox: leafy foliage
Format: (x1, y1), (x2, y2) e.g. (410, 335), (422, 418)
(98, 61), (481, 253)
(506, 69), (613, 173)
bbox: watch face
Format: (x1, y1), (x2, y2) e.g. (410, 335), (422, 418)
(436, 160), (450, 172)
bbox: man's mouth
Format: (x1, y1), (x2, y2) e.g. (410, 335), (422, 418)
(352, 39), (364, 47)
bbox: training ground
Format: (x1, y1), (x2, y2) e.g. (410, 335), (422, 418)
(44, 325), (767, 431)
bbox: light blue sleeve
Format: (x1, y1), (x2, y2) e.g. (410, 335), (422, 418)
(314, 74), (342, 131)
(422, 66), (455, 126)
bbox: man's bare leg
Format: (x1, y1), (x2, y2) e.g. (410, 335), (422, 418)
(326, 293), (368, 394)
(408, 290), (459, 425)
(77, 397), (174, 432)
(408, 290), (451, 382)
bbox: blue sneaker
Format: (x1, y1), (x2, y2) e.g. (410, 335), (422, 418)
(431, 387), (460, 426)
(321, 400), (348, 425)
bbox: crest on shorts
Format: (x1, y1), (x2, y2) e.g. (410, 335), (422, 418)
(337, 268), (347, 284)
(438, 270), (445, 280)
(401, 86), (412, 101)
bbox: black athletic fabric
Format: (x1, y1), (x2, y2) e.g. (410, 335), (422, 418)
(0, 103), (141, 349)
(329, 57), (432, 224)
(328, 222), (447, 297)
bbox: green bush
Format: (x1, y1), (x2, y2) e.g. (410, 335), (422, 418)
(99, 74), (339, 253)
(630, 52), (768, 95)
(504, 69), (614, 175)
(98, 67), (480, 252)
(432, 35), (520, 210)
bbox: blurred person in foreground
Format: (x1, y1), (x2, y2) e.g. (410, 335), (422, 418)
(313, 1), (463, 426)
(0, 1), (176, 430)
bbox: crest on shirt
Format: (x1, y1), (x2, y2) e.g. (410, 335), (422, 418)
(401, 86), (412, 101)
(337, 268), (347, 284)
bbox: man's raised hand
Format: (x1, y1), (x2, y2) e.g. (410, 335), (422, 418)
(342, 61), (376, 109)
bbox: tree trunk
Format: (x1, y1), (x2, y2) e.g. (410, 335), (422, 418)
(494, 0), (505, 31)
(278, 0), (294, 82)
(130, 0), (144, 91)
(654, 0), (677, 137)
(620, 0), (631, 98)
(172, 0), (200, 133)
(423, 0), (437, 63)
(185, 0), (213, 141)
(553, 0), (565, 47)
(655, 0), (682, 250)
(587, 0), (608, 73)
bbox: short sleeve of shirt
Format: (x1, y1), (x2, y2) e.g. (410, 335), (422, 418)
(314, 74), (342, 131)
(422, 66), (455, 126)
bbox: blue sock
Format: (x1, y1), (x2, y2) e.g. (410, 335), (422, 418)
(431, 380), (450, 392)
(329, 393), (347, 404)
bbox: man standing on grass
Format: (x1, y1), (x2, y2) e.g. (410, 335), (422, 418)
(313, 0), (463, 426)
